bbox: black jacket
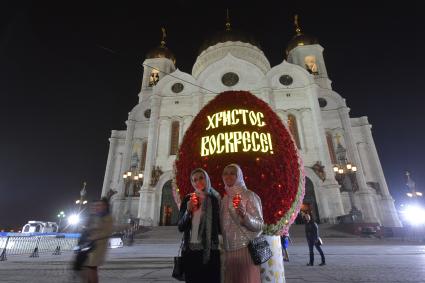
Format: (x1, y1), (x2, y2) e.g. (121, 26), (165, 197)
(305, 220), (319, 242)
(177, 193), (221, 251)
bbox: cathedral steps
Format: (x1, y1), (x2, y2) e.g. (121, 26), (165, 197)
(133, 226), (181, 244)
(133, 224), (361, 245)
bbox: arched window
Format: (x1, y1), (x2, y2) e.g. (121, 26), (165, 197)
(326, 132), (337, 164)
(304, 55), (319, 75)
(149, 69), (160, 87)
(288, 114), (301, 149)
(140, 141), (147, 170)
(170, 121), (180, 155)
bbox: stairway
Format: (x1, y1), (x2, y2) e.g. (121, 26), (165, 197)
(134, 226), (182, 244)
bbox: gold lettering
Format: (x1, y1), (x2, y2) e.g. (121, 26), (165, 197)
(260, 133), (268, 152)
(239, 109), (249, 125)
(206, 114), (215, 130)
(242, 131), (251, 152)
(231, 109), (239, 125)
(224, 132), (235, 153)
(267, 133), (274, 154)
(233, 131), (242, 152)
(249, 111), (257, 126)
(257, 112), (266, 127)
(251, 132), (260, 151)
(201, 136), (210, 156)
(223, 111), (231, 127)
(209, 134), (217, 155)
(216, 133), (225, 154)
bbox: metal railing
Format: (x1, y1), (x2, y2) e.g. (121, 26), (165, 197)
(0, 233), (79, 261)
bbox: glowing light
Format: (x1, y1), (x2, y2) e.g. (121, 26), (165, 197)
(83, 200), (88, 204)
(399, 205), (425, 226)
(205, 109), (266, 131)
(352, 166), (357, 172)
(201, 131), (273, 156)
(75, 200), (80, 204)
(416, 192), (423, 197)
(338, 168), (344, 174)
(346, 163), (352, 170)
(68, 214), (80, 225)
(333, 166), (339, 172)
(407, 193), (413, 197)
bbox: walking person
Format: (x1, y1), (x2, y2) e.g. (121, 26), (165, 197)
(304, 213), (325, 266)
(177, 168), (221, 283)
(82, 198), (113, 283)
(220, 164), (264, 283)
(281, 229), (291, 262)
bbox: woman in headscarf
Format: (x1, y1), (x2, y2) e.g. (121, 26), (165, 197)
(177, 168), (221, 283)
(221, 164), (264, 283)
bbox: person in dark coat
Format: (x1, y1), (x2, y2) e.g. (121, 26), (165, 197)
(304, 214), (325, 266)
(177, 168), (221, 283)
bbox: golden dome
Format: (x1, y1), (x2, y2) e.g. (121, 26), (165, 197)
(286, 15), (319, 56)
(198, 29), (261, 55)
(198, 9), (261, 55)
(146, 28), (176, 64)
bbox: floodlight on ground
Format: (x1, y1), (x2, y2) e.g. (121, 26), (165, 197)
(400, 204), (425, 226)
(68, 214), (80, 225)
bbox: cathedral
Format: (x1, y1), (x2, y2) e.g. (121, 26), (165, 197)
(101, 16), (401, 228)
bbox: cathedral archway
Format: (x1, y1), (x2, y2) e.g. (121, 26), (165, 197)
(159, 180), (179, 226)
(296, 177), (320, 224)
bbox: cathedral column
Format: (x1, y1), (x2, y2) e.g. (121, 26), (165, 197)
(306, 86), (344, 221)
(118, 119), (136, 198)
(338, 107), (379, 223)
(137, 96), (161, 223)
(362, 121), (402, 227)
(101, 133), (118, 197)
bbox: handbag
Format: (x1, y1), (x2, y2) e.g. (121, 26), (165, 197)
(247, 234), (273, 265)
(229, 206), (272, 265)
(172, 235), (185, 281)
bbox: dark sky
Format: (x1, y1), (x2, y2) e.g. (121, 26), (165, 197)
(1, 1), (423, 229)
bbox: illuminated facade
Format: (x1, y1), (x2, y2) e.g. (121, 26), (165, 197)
(101, 21), (401, 227)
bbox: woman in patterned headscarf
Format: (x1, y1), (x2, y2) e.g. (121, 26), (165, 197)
(177, 168), (221, 283)
(220, 164), (264, 283)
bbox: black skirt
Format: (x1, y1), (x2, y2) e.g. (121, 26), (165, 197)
(183, 249), (220, 283)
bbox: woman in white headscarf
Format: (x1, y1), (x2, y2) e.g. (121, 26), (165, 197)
(177, 168), (221, 283)
(220, 164), (264, 283)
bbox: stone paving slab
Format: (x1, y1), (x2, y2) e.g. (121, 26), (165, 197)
(0, 239), (424, 282)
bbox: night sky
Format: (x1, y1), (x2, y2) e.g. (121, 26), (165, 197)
(1, 1), (423, 229)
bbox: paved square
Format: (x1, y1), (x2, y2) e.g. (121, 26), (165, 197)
(0, 238), (424, 282)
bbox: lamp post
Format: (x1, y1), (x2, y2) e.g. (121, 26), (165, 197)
(333, 139), (363, 223)
(57, 211), (66, 232)
(75, 181), (88, 213)
(406, 171), (423, 199)
(122, 153), (144, 225)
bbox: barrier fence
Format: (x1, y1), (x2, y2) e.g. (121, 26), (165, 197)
(0, 233), (80, 261)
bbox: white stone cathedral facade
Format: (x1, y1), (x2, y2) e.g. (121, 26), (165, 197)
(101, 22), (401, 228)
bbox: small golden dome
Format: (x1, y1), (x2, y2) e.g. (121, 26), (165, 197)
(146, 28), (176, 64)
(286, 15), (319, 56)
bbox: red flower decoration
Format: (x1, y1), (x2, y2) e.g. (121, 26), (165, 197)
(175, 91), (301, 225)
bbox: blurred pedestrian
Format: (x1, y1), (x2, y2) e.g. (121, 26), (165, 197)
(281, 229), (291, 262)
(304, 214), (325, 266)
(82, 198), (113, 283)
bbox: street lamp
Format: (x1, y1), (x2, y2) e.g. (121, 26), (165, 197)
(334, 140), (363, 223)
(405, 171), (423, 199)
(122, 153), (144, 224)
(75, 182), (88, 212)
(57, 211), (66, 232)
